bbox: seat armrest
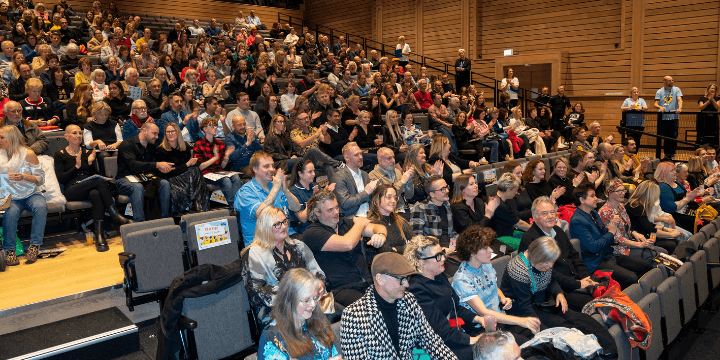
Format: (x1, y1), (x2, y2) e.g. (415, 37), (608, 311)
(119, 252), (136, 267)
(178, 315), (198, 330)
(707, 262), (720, 269)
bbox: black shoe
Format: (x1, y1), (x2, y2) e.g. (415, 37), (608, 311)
(25, 245), (39, 264)
(108, 206), (133, 227)
(94, 220), (109, 252)
(5, 250), (19, 266)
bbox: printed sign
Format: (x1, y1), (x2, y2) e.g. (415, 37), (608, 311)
(195, 219), (231, 250)
(483, 169), (497, 184)
(209, 189), (228, 205)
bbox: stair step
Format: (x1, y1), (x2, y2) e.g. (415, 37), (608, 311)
(1, 307), (140, 360)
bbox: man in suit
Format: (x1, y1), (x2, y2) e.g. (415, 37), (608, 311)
(333, 142), (378, 217)
(340, 252), (458, 360)
(519, 196), (597, 311)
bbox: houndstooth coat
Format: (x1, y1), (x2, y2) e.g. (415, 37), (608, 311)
(340, 286), (459, 360)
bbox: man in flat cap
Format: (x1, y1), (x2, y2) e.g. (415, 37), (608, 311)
(340, 252), (458, 360)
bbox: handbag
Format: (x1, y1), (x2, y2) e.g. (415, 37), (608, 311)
(694, 203), (718, 232)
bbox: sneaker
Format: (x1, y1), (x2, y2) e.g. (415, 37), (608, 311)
(525, 150), (535, 157)
(5, 250), (19, 266)
(478, 157), (489, 165)
(558, 142), (569, 149)
(25, 245), (39, 264)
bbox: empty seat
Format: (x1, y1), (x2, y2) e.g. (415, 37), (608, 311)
(186, 214), (241, 267)
(656, 276), (682, 346)
(674, 262), (697, 326)
(689, 250), (710, 309)
(623, 283), (643, 304)
(43, 134), (68, 156)
(637, 293), (664, 360)
(702, 237), (720, 291)
(103, 156), (130, 204)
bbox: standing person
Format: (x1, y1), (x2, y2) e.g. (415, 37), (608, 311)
(654, 76), (683, 160)
(0, 125), (47, 265)
(454, 49), (471, 94)
(620, 87), (648, 144)
(549, 85), (571, 145)
(499, 68), (519, 108)
(698, 83), (720, 147)
(396, 36), (411, 68)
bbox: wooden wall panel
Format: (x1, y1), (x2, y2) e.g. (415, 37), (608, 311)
(380, 0), (416, 57)
(304, 0), (373, 40)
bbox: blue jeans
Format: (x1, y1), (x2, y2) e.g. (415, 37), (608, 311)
(430, 123), (458, 156)
(206, 174), (243, 208)
(485, 140), (500, 163)
(116, 177), (171, 222)
(2, 193), (47, 250)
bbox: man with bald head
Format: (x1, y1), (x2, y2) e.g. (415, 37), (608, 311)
(369, 147), (414, 214)
(0, 100), (48, 154)
(116, 122), (173, 222)
(224, 114), (262, 172)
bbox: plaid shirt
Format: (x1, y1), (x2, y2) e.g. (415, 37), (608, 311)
(193, 137), (226, 175)
(410, 199), (455, 238)
(134, 53), (159, 77)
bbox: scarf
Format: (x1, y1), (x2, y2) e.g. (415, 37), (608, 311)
(0, 146), (27, 173)
(130, 114), (146, 129)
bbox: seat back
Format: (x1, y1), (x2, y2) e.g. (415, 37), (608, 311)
(182, 281), (255, 359)
(104, 155), (119, 178)
(570, 238), (581, 256)
(637, 293), (664, 360)
(704, 237), (720, 290)
(689, 250), (710, 308)
(700, 225), (715, 242)
(689, 233), (706, 252)
(44, 134), (68, 157)
(123, 224), (185, 292)
(655, 276), (682, 345)
(638, 268), (667, 296)
(491, 256), (511, 284)
(180, 209), (230, 238)
(186, 215), (241, 267)
(673, 262), (697, 325)
(622, 283), (644, 304)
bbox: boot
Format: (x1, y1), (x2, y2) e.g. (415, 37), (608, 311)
(108, 205), (133, 227)
(94, 220), (109, 252)
(5, 250), (19, 266)
(191, 201), (203, 213)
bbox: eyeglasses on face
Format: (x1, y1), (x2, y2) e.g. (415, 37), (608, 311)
(272, 218), (289, 229)
(433, 186), (449, 193)
(420, 249), (446, 262)
(385, 274), (409, 286)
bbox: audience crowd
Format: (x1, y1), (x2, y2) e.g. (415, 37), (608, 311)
(1, 2), (717, 360)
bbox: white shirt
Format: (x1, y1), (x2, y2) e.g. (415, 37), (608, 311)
(501, 77), (520, 100)
(348, 166), (369, 217)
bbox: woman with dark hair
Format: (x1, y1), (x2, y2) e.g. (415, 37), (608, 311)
(563, 102), (586, 145)
(364, 93), (382, 126)
(279, 80), (298, 116)
(522, 159), (566, 202)
(263, 113), (304, 171)
(45, 65), (73, 121)
(403, 143), (443, 205)
(452, 225), (537, 344)
(103, 80), (132, 123)
(548, 157), (584, 206)
(170, 47), (188, 84)
(155, 122), (209, 214)
(366, 183), (414, 262)
(450, 173), (499, 233)
(21, 33), (38, 61)
(257, 268), (338, 359)
(452, 110), (485, 161)
(288, 159), (335, 235)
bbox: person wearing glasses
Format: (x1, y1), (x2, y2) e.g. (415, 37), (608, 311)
(341, 251), (458, 360)
(257, 268), (340, 360)
(405, 235), (496, 359)
(410, 175), (457, 249)
(303, 189), (387, 307)
(519, 197), (596, 311)
(241, 207), (328, 330)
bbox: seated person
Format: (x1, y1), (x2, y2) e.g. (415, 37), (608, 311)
(522, 159), (566, 203)
(334, 142), (378, 217)
(224, 114), (262, 172)
(193, 117), (243, 210)
(257, 268), (339, 359)
(1, 100), (49, 154)
(348, 110), (381, 151)
(236, 151), (302, 246)
(519, 197), (596, 311)
(60, 43), (80, 74)
(100, 33), (119, 65)
(8, 62), (32, 101)
(567, 150), (602, 189)
(472, 331), (522, 360)
(83, 101), (122, 174)
(570, 126), (593, 153)
(19, 78), (60, 127)
(48, 32), (67, 58)
(585, 121), (614, 147)
(134, 43), (158, 77)
(627, 179), (690, 246)
(410, 175), (457, 248)
(66, 84), (94, 128)
(655, 161), (701, 232)
(115, 122), (172, 222)
(104, 80), (133, 124)
(340, 252), (457, 359)
(38, 53), (60, 85)
(406, 235), (494, 359)
(450, 174), (499, 233)
(453, 226), (537, 344)
(225, 92), (264, 142)
(157, 92), (197, 144)
(304, 189), (388, 307)
(156, 122), (209, 215)
(90, 69), (109, 101)
(366, 184), (414, 262)
(500, 236), (618, 356)
(428, 93), (458, 155)
(547, 157), (582, 206)
(369, 147), (414, 214)
(122, 100), (156, 140)
(427, 135), (479, 187)
(490, 173), (531, 250)
(594, 142), (635, 195)
(0, 125), (47, 266)
(569, 184), (654, 288)
(400, 110), (433, 146)
(54, 125), (132, 252)
(321, 108), (350, 159)
(87, 29), (108, 56)
(142, 79), (166, 120)
(242, 207), (327, 329)
(120, 68), (147, 98)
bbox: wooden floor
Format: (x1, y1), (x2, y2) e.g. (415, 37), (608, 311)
(0, 234), (125, 312)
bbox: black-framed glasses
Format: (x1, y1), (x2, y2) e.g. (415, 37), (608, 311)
(433, 186), (449, 193)
(420, 249), (446, 262)
(385, 274), (409, 286)
(272, 219), (289, 229)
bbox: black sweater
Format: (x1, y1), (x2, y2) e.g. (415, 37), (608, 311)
(156, 145), (191, 178)
(450, 197), (492, 234)
(84, 119), (119, 146)
(53, 148), (98, 186)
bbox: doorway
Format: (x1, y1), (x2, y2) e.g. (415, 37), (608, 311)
(503, 64), (552, 101)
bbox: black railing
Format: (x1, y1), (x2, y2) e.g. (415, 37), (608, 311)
(277, 14), (546, 112)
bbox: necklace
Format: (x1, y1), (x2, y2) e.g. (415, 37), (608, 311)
(65, 146), (81, 157)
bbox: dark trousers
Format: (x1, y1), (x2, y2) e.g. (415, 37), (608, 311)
(659, 118), (679, 157)
(597, 255), (653, 289)
(622, 126), (645, 145)
(333, 288), (366, 307)
(64, 178), (115, 221)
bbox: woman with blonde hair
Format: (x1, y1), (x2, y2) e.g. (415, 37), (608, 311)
(64, 83), (94, 127)
(2, 51), (25, 83)
(243, 206), (327, 329)
(257, 268), (338, 359)
(31, 43), (51, 76)
(381, 110), (408, 161)
(156, 122), (209, 214)
(403, 143), (443, 204)
(0, 125), (47, 265)
(627, 180), (689, 246)
(83, 102), (121, 175)
(427, 135), (479, 186)
(367, 184), (414, 262)
(655, 162), (701, 232)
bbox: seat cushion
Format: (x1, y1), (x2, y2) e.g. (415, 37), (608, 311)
(65, 201), (93, 211)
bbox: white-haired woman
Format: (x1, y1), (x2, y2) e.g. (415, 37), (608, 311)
(90, 68), (108, 101)
(242, 206), (327, 329)
(0, 125), (47, 266)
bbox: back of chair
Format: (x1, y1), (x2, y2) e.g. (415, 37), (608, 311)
(569, 238), (581, 256)
(492, 255), (511, 283)
(180, 209), (230, 238)
(182, 281), (255, 359)
(121, 218), (176, 240)
(689, 250), (710, 308)
(688, 233), (706, 252)
(637, 293), (664, 360)
(44, 135), (68, 157)
(104, 155), (119, 178)
(638, 268), (667, 296)
(700, 225), (715, 242)
(655, 276), (682, 345)
(622, 283), (644, 304)
(124, 224), (186, 292)
(673, 262), (697, 325)
(187, 216), (241, 267)
(704, 237), (720, 290)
